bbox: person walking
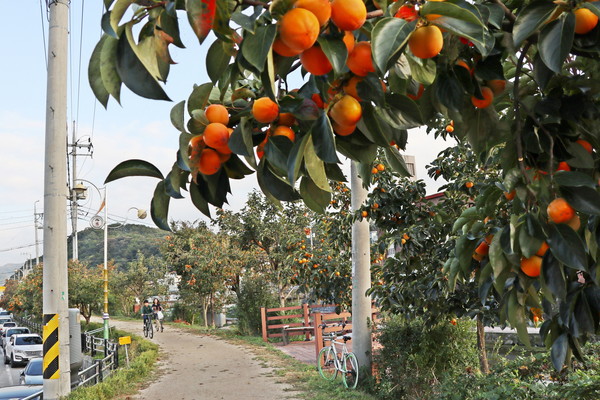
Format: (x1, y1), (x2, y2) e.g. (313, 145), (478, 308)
(152, 298), (164, 332)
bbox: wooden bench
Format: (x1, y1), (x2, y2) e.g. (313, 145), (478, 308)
(281, 325), (314, 345)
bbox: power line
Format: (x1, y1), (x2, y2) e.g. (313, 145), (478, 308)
(0, 243), (42, 253)
(75, 0), (85, 125)
(38, 0), (48, 69)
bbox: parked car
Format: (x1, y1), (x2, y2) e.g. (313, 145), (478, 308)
(0, 317), (11, 327)
(20, 357), (43, 385)
(1, 327), (30, 350)
(5, 334), (42, 367)
(0, 385), (42, 400)
(0, 321), (16, 336)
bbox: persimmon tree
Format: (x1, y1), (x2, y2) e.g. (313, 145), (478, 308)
(94, 0), (600, 369)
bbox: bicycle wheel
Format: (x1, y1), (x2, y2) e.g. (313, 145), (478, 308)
(317, 347), (338, 380)
(342, 352), (359, 389)
(143, 320), (148, 338)
(148, 319), (154, 339)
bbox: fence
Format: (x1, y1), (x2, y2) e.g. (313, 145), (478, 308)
(260, 304), (337, 342)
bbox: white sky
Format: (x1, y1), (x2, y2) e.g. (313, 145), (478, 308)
(0, 3), (451, 268)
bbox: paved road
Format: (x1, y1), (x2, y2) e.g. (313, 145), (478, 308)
(0, 345), (23, 387)
(108, 318), (299, 400)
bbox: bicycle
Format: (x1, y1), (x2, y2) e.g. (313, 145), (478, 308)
(317, 322), (359, 389)
(142, 313), (154, 339)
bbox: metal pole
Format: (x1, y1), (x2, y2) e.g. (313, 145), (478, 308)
(43, 0), (71, 398)
(103, 186), (110, 341)
(350, 161), (372, 378)
(71, 121), (78, 260)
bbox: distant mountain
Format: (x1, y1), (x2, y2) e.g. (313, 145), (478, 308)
(70, 223), (166, 269)
(0, 263), (21, 285)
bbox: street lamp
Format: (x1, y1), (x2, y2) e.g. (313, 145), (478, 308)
(76, 180), (146, 342)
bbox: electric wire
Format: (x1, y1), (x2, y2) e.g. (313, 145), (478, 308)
(39, 0), (48, 69)
(75, 0), (85, 127)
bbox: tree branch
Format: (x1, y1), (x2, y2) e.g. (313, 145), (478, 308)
(513, 42), (533, 188)
(491, 0), (516, 23)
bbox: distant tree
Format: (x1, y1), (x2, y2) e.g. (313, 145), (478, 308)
(68, 260), (103, 324)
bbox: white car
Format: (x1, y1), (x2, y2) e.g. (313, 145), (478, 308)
(1, 326), (29, 350)
(4, 333), (42, 367)
(0, 321), (16, 336)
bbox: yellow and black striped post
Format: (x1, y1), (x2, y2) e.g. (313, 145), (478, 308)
(43, 313), (60, 380)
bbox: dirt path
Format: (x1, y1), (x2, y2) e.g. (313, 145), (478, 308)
(106, 319), (299, 400)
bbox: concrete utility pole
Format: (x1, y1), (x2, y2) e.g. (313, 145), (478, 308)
(34, 200), (42, 265)
(71, 124), (78, 260)
(43, 0), (71, 398)
(350, 162), (372, 376)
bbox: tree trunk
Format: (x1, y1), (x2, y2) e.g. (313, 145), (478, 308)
(477, 313), (490, 374)
(202, 297), (208, 327)
(210, 292), (215, 328)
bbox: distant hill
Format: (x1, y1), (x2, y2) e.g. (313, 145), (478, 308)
(0, 263), (20, 284)
(69, 223), (167, 269)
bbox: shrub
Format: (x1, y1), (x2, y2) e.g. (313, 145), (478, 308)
(434, 341), (600, 400)
(235, 275), (278, 336)
(373, 316), (478, 400)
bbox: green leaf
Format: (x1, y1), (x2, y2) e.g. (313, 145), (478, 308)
(432, 17), (493, 56)
(241, 24), (277, 73)
(554, 171), (597, 188)
(317, 36), (348, 76)
(99, 33), (122, 103)
(105, 159), (164, 183)
(566, 140), (595, 168)
(228, 117), (254, 157)
(158, 9), (185, 48)
(304, 136), (331, 192)
(109, 0), (134, 38)
(405, 55), (437, 85)
(261, 49), (277, 101)
(507, 291), (532, 347)
(513, 1), (558, 48)
(116, 29), (171, 101)
(421, 0), (485, 27)
(311, 113), (340, 164)
(550, 333), (568, 370)
(187, 83), (213, 115)
(541, 252), (566, 300)
(258, 161), (301, 202)
(231, 10), (257, 34)
(384, 147), (411, 177)
(560, 186), (600, 216)
(190, 181), (211, 217)
(547, 223), (588, 271)
(357, 103), (392, 146)
(150, 181), (171, 231)
(287, 132), (310, 184)
(371, 18), (416, 76)
(265, 136), (293, 175)
(89, 36), (111, 108)
(489, 233), (511, 281)
(164, 165), (186, 199)
(206, 40), (233, 84)
(186, 0), (217, 44)
(385, 93), (424, 129)
(223, 154), (254, 179)
(435, 70), (464, 111)
(170, 101), (186, 132)
(300, 176), (331, 213)
(538, 14), (575, 73)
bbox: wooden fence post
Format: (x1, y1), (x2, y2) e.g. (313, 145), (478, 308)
(314, 312), (323, 363)
(303, 303), (311, 340)
(260, 307), (268, 342)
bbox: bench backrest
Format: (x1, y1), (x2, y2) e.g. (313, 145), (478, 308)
(260, 304), (336, 342)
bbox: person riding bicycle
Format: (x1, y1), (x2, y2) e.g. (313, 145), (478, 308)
(141, 299), (153, 328)
(152, 297), (164, 332)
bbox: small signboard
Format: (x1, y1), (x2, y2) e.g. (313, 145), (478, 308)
(118, 336), (131, 345)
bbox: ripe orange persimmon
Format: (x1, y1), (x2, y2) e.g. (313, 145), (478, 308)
(343, 31), (355, 53)
(278, 112), (295, 126)
(203, 122), (230, 148)
(394, 5), (418, 21)
(295, 0), (331, 26)
(521, 255), (542, 278)
(273, 125), (296, 142)
(361, 210), (368, 218)
(197, 148), (221, 175)
(465, 181), (474, 188)
(567, 214), (581, 231)
(346, 41), (375, 77)
(574, 8), (598, 35)
(300, 45), (333, 76)
(547, 197), (575, 224)
(504, 190), (516, 200)
(331, 0), (367, 31)
(205, 104), (229, 125)
(556, 161), (571, 171)
(332, 121), (356, 136)
(536, 242), (549, 257)
(343, 76), (363, 100)
(487, 79), (506, 95)
(424, 0), (446, 20)
(279, 8), (320, 52)
(329, 95), (362, 127)
(471, 87), (494, 108)
(408, 25), (443, 59)
(252, 97), (280, 123)
(576, 139), (593, 153)
(311, 93), (325, 108)
(455, 59), (471, 74)
(273, 38), (302, 57)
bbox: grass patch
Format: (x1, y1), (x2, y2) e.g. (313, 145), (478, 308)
(66, 329), (158, 400)
(168, 322), (377, 399)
